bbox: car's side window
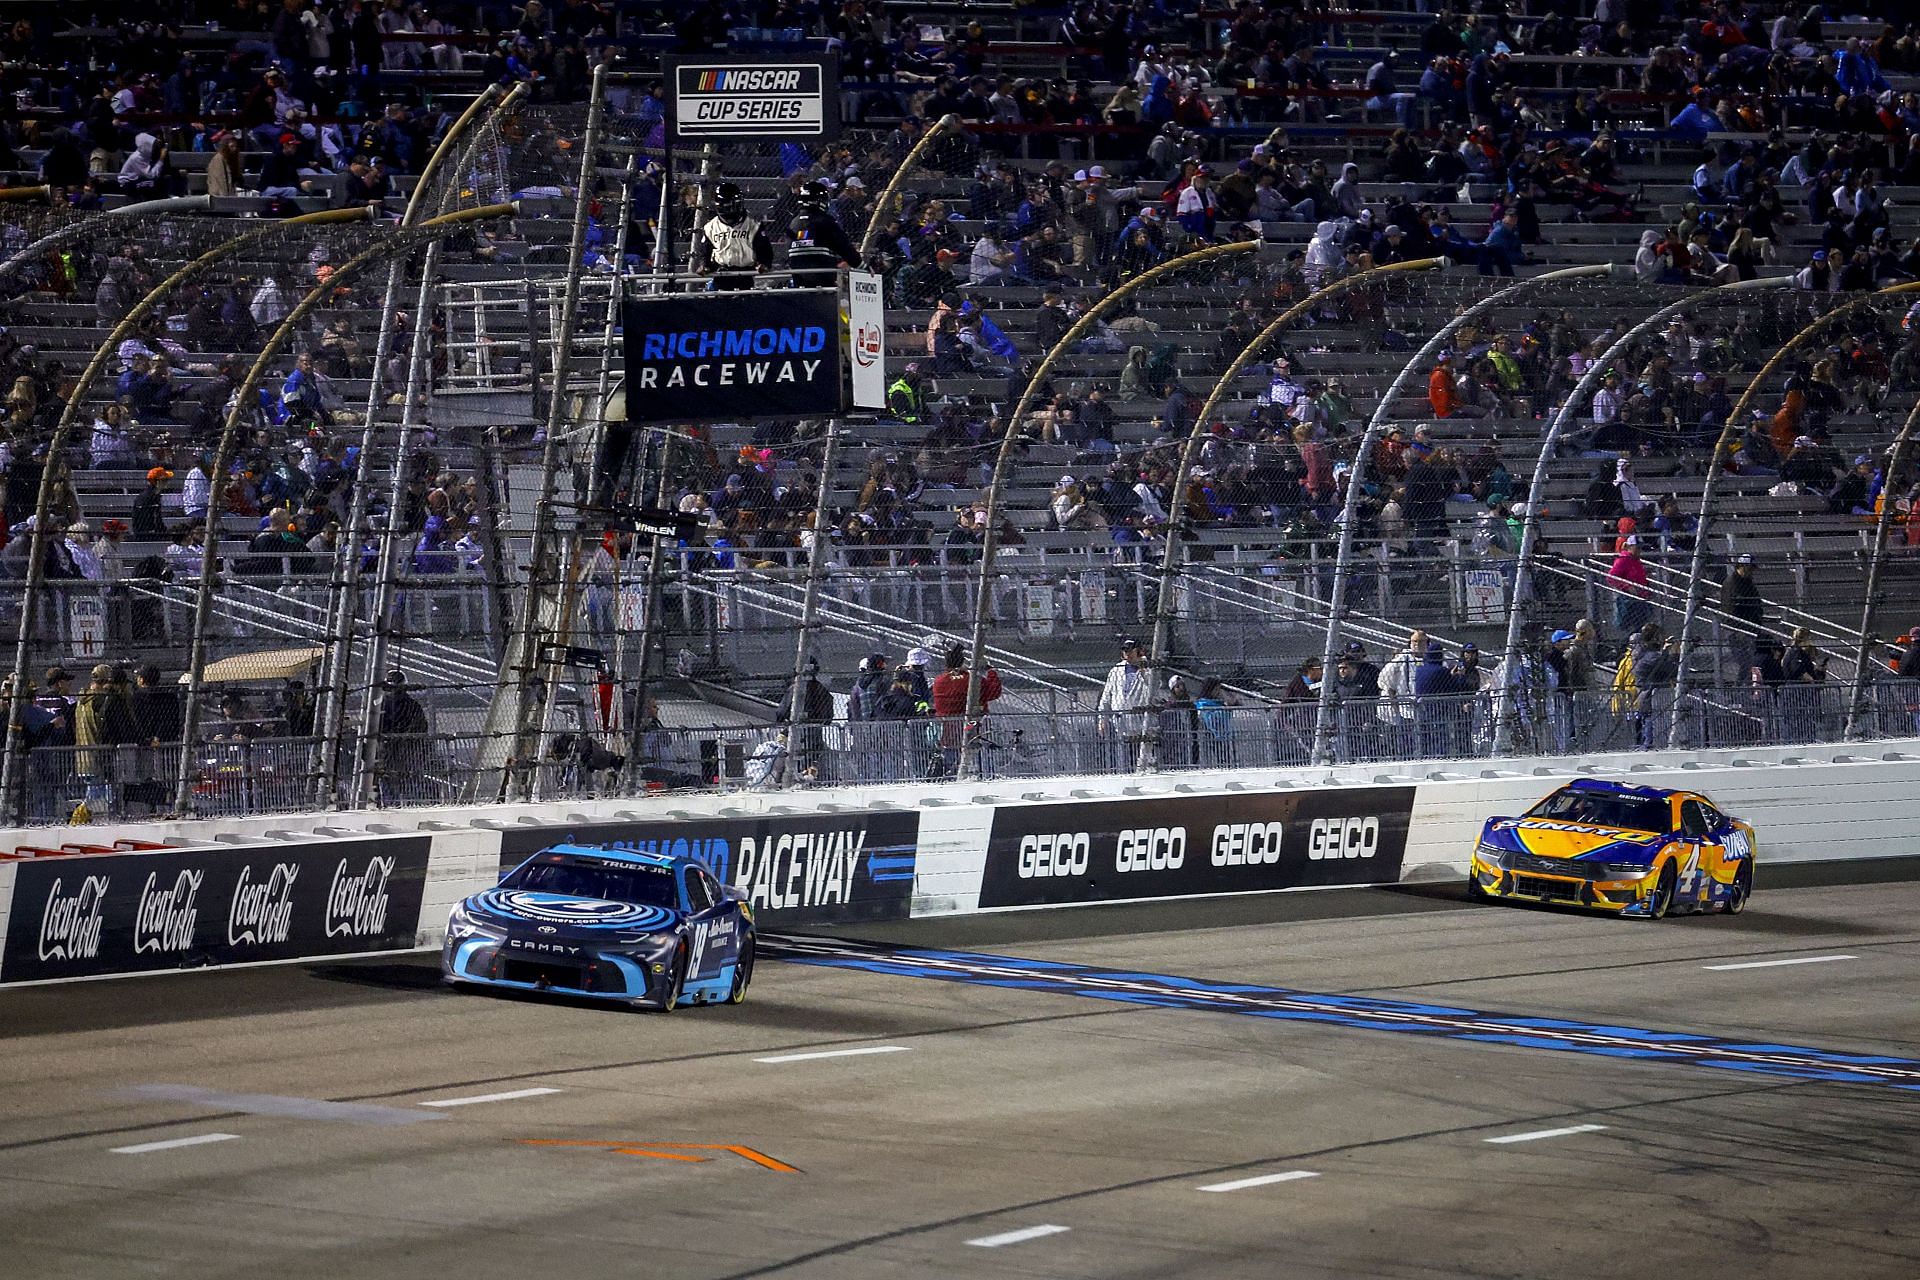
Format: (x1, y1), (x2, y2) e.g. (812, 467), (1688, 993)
(1680, 801), (1711, 838)
(683, 868), (714, 913)
(696, 868), (724, 911)
(1699, 804), (1725, 830)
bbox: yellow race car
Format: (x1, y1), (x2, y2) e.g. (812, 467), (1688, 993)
(1468, 778), (1755, 918)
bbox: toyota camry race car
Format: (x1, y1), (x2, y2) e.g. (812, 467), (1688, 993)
(1469, 779), (1755, 918)
(442, 845), (754, 1009)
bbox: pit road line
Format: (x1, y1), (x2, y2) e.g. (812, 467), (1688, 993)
(964, 1224), (1070, 1248)
(1197, 1170), (1320, 1193)
(110, 1133), (241, 1155)
(1703, 955), (1857, 971)
(1485, 1124), (1609, 1144)
(753, 1046), (911, 1064)
(418, 1088), (563, 1108)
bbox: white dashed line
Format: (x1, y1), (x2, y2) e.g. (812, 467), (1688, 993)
(1485, 1124), (1608, 1145)
(111, 1133), (241, 1155)
(1703, 954), (1857, 971)
(754, 1046), (912, 1064)
(418, 1087), (564, 1108)
(1198, 1170), (1320, 1193)
(965, 1224), (1071, 1249)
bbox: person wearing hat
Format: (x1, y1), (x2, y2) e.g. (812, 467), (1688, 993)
(36, 667), (76, 750)
(1098, 636), (1156, 770)
(1413, 640), (1468, 757)
(1428, 349), (1460, 418)
(64, 521), (103, 581)
(375, 670), (430, 802)
(786, 178), (862, 288)
(206, 129), (247, 198)
(928, 644), (1000, 777)
(1718, 551), (1767, 681)
(74, 663), (137, 812)
(847, 653), (893, 723)
(1608, 533), (1651, 639)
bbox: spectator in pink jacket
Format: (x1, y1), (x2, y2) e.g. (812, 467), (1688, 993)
(1608, 535), (1651, 637)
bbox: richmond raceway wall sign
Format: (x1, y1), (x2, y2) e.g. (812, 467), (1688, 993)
(497, 811), (920, 926)
(976, 786), (1416, 909)
(0, 837), (430, 983)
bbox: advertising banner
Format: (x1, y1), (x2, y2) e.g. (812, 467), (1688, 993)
(847, 269), (887, 409)
(497, 810), (919, 926)
(667, 55), (839, 143)
(622, 291), (844, 424)
(977, 786), (1414, 909)
(0, 838), (431, 983)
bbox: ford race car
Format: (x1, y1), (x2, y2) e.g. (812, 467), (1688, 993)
(1469, 779), (1755, 918)
(442, 844), (754, 1009)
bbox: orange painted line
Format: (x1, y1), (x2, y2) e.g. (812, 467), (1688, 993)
(515, 1138), (799, 1172)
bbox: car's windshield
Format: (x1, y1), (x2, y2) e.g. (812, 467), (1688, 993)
(1525, 789), (1668, 832)
(502, 854), (680, 908)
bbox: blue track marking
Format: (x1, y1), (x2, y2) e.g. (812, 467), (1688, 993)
(763, 937), (1920, 1093)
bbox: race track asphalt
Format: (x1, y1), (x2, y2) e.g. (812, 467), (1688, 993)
(4, 865), (1919, 1280)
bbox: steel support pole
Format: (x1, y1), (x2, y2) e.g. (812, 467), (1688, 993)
(315, 84), (518, 806)
(857, 114), (963, 261)
(0, 206), (374, 818)
(0, 194), (209, 293)
(962, 240), (1257, 776)
(779, 423), (841, 786)
(499, 56), (612, 802)
(1147, 259), (1442, 683)
(1845, 399), (1920, 739)
(1310, 264), (1610, 766)
(350, 236), (450, 807)
(1668, 280), (1920, 748)
(173, 208), (513, 814)
(1490, 276), (1787, 754)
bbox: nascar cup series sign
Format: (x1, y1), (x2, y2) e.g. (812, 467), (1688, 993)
(667, 55), (839, 143)
(0, 838), (430, 982)
(622, 292), (844, 424)
(977, 786), (1415, 909)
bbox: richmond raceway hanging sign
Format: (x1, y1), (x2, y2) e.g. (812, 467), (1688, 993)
(0, 838), (430, 983)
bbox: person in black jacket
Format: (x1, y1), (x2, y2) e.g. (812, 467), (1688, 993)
(1718, 552), (1766, 675)
(786, 181), (862, 287)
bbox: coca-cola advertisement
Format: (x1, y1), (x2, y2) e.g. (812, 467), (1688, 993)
(0, 838), (429, 983)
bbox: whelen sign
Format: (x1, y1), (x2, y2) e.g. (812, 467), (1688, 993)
(667, 55), (839, 143)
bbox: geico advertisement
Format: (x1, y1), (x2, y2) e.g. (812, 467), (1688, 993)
(977, 787), (1415, 908)
(621, 292), (844, 424)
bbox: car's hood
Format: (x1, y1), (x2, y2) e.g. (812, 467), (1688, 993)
(464, 888), (684, 936)
(1482, 817), (1667, 864)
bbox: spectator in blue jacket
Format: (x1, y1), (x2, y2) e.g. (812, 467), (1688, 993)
(1836, 37), (1889, 101)
(1479, 208), (1523, 276)
(1669, 92), (1726, 139)
(279, 351), (332, 426)
(1413, 641), (1466, 756)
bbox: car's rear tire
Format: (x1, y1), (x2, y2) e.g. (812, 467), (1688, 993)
(1645, 861), (1676, 920)
(659, 945), (688, 1012)
(1721, 861), (1753, 915)
(727, 937), (755, 1004)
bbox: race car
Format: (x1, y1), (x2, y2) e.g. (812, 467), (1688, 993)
(442, 844), (754, 1009)
(1468, 778), (1755, 918)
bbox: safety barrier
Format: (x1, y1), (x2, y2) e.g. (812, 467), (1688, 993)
(1, 737), (1915, 985)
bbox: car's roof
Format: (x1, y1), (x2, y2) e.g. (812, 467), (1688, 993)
(540, 842), (687, 870)
(1561, 777), (1681, 801)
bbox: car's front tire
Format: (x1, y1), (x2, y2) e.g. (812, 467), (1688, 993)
(1644, 861), (1676, 920)
(658, 945), (689, 1012)
(1720, 861), (1753, 915)
(728, 937), (755, 1004)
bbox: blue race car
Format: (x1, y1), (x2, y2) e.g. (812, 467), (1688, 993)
(442, 844), (755, 1010)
